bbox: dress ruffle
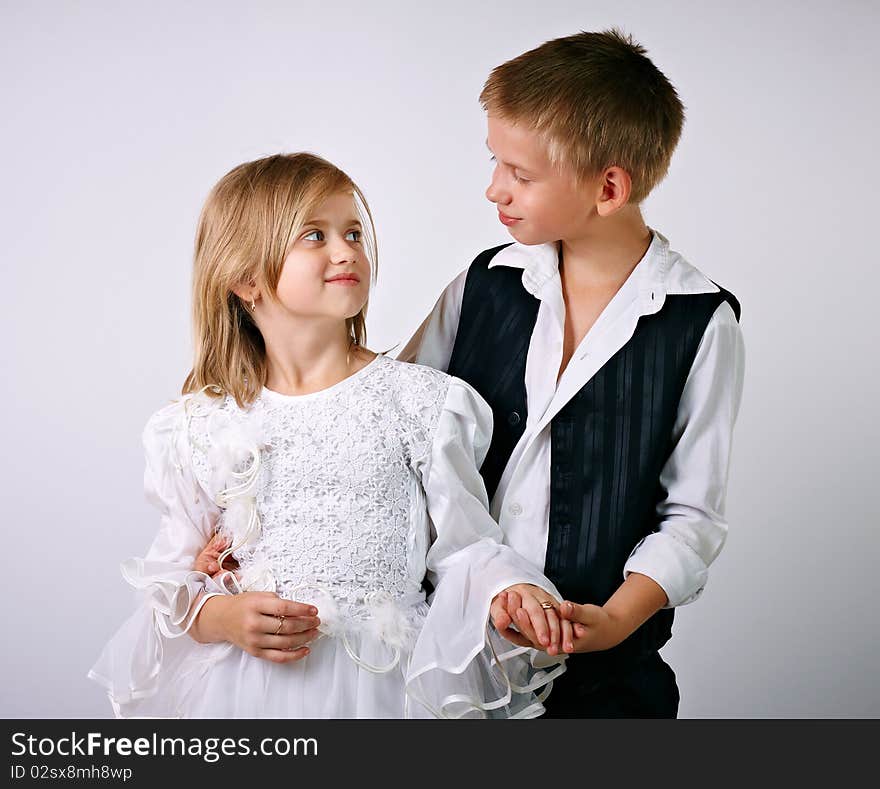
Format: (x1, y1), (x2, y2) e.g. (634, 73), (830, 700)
(405, 540), (565, 719)
(87, 563), (234, 717)
(88, 395), (232, 717)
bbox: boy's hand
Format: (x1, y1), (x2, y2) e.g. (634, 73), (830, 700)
(556, 573), (669, 652)
(194, 533), (240, 579)
(490, 585), (563, 655)
(557, 601), (627, 653)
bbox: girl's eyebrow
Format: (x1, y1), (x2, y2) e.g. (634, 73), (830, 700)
(302, 217), (363, 227)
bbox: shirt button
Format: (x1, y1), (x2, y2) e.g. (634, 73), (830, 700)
(507, 411), (521, 426)
(508, 502), (523, 518)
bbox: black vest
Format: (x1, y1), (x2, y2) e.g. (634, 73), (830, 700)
(447, 244), (741, 676)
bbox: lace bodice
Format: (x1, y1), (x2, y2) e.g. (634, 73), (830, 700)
(186, 355), (450, 622)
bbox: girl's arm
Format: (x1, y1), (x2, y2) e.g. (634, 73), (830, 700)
(89, 399), (229, 709)
(404, 374), (567, 718)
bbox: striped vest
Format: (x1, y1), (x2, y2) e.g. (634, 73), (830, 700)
(447, 244), (741, 674)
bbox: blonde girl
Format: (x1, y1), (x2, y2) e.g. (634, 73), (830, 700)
(89, 153), (565, 718)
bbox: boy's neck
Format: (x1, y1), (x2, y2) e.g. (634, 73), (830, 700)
(558, 206), (652, 289)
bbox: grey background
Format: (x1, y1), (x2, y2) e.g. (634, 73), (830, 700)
(2, 0), (877, 718)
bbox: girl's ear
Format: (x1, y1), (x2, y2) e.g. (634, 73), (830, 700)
(231, 282), (261, 302)
(231, 285), (253, 301)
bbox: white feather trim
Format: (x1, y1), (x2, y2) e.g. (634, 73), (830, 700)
(207, 413), (268, 502)
(364, 591), (418, 651)
(238, 560), (276, 593)
(310, 589), (344, 638)
(219, 497), (259, 547)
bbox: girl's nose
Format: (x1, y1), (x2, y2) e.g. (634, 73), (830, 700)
(330, 239), (358, 265)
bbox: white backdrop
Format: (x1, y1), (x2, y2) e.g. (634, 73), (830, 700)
(2, 0), (877, 718)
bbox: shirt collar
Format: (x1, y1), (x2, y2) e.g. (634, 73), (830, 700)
(487, 229), (719, 311)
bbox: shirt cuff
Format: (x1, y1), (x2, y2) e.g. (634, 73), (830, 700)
(622, 532), (710, 608)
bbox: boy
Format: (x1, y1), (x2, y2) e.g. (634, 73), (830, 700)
(397, 29), (745, 717)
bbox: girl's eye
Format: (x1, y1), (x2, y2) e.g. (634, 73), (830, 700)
(303, 229), (324, 242)
(345, 230), (362, 243)
(513, 173), (530, 184)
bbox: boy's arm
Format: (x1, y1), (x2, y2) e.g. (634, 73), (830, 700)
(550, 573), (668, 652)
(395, 269), (468, 371)
(622, 300), (745, 609)
(555, 301), (745, 653)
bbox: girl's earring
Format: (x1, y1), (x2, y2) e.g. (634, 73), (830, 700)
(250, 298), (256, 313)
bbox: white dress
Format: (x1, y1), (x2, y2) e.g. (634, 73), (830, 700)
(88, 354), (566, 718)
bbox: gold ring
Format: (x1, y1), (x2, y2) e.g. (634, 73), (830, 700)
(273, 615), (285, 635)
(540, 601), (554, 610)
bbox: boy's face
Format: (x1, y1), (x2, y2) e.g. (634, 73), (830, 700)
(485, 115), (599, 245)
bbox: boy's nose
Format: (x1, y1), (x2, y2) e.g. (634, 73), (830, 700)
(486, 172), (511, 205)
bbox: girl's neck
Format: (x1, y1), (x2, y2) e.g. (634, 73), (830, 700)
(262, 321), (374, 397)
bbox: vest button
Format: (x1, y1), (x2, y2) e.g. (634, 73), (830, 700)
(508, 502), (523, 517)
(507, 411), (521, 426)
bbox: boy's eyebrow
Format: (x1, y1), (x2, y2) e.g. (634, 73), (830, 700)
(485, 139), (538, 176)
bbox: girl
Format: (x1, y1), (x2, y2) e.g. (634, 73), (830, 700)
(88, 153), (566, 718)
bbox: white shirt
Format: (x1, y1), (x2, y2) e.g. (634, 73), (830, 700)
(398, 231), (746, 608)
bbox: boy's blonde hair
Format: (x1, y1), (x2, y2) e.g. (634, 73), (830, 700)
(182, 152), (377, 407)
(480, 29), (685, 204)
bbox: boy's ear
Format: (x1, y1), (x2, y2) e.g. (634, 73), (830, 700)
(595, 166), (632, 216)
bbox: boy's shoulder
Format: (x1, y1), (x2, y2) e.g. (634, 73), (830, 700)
(662, 238), (741, 322)
(663, 241), (718, 294)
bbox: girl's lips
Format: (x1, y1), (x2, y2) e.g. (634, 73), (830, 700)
(498, 211), (521, 226)
(326, 275), (360, 285)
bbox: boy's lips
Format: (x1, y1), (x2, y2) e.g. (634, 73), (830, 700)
(498, 210), (521, 226)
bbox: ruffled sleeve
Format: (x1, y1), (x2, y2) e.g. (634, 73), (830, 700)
(87, 398), (234, 717)
(405, 378), (566, 718)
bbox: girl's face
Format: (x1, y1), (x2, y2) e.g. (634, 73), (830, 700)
(272, 190), (371, 323)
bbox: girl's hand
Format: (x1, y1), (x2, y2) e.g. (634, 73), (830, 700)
(193, 533), (239, 578)
(490, 585), (563, 655)
(191, 592), (321, 664)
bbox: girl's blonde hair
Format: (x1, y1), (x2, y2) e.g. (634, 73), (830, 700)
(182, 153), (378, 408)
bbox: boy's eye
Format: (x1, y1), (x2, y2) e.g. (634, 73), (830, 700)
(489, 154), (496, 162)
(303, 229), (324, 242)
(345, 229), (362, 243)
